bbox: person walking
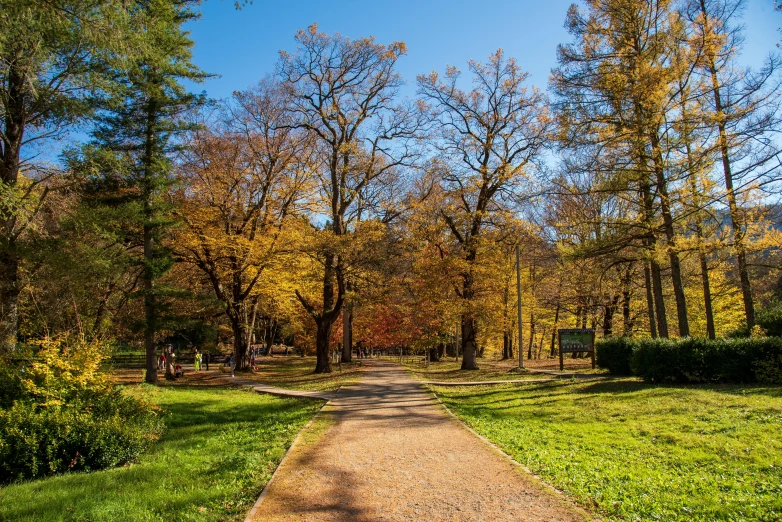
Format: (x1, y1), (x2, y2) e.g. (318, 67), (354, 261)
(194, 350), (201, 371)
(229, 354), (235, 377)
(204, 350), (209, 370)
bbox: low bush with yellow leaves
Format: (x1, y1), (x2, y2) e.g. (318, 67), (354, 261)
(0, 337), (163, 483)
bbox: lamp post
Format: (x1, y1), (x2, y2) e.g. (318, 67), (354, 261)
(516, 245), (524, 370)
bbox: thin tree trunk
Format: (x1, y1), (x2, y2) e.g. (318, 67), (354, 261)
(0, 250), (19, 353)
(550, 303), (560, 356)
(651, 132), (690, 337)
(699, 0), (755, 331)
(643, 262), (657, 338)
(341, 303), (352, 363)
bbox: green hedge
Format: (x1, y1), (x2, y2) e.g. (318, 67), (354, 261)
(595, 336), (782, 384)
(595, 337), (635, 375)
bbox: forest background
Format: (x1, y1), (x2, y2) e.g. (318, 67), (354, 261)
(2, 0), (782, 381)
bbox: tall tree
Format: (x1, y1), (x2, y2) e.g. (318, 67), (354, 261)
(83, 0), (207, 383)
(279, 24), (420, 373)
(685, 0), (782, 330)
(418, 50), (550, 370)
(175, 83), (307, 371)
(553, 0), (693, 337)
(0, 0), (131, 352)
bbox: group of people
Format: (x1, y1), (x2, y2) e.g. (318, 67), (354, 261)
(157, 346), (210, 378)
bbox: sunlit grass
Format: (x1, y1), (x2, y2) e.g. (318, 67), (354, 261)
(434, 380), (782, 521)
(0, 386), (322, 521)
(240, 355), (363, 391)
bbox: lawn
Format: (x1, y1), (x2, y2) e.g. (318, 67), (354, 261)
(404, 357), (607, 383)
(0, 386), (322, 521)
(240, 356), (364, 391)
(433, 380), (782, 522)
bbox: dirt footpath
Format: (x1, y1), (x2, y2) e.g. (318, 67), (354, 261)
(249, 360), (593, 522)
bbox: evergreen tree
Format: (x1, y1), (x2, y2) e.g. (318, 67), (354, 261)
(79, 0), (208, 383)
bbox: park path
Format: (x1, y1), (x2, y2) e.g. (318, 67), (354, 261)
(247, 360), (593, 522)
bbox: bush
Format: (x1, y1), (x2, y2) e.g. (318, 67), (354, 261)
(0, 337), (163, 484)
(630, 336), (782, 384)
(595, 337), (635, 375)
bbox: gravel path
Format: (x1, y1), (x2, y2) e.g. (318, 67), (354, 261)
(248, 360), (593, 522)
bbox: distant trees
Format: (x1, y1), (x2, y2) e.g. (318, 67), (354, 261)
(174, 81), (308, 370)
(3, 5), (780, 377)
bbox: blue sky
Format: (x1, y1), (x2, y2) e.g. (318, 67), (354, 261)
(186, 0), (782, 101)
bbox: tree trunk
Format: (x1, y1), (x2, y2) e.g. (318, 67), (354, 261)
(315, 319), (333, 373)
(699, 0), (755, 331)
(0, 55), (24, 355)
(550, 303), (560, 356)
(0, 248), (19, 354)
(143, 222), (157, 384)
(232, 315), (247, 370)
(643, 262), (657, 338)
(650, 259), (669, 338)
(527, 309), (535, 360)
(651, 132), (690, 337)
(341, 304), (352, 363)
(603, 295), (619, 337)
(460, 314), (479, 370)
(621, 266), (633, 337)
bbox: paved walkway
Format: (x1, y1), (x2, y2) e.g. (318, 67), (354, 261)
(227, 374), (338, 401)
(248, 360), (592, 522)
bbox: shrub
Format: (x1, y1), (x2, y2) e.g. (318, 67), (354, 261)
(630, 336), (782, 384)
(0, 337), (163, 484)
(756, 300), (782, 337)
(595, 337), (635, 375)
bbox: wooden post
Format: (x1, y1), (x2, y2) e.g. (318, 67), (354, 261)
(516, 245), (524, 369)
(558, 330), (564, 371)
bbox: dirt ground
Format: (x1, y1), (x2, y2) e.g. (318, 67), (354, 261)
(249, 360), (594, 522)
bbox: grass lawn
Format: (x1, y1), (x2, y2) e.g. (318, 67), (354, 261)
(240, 356), (363, 391)
(404, 358), (607, 383)
(433, 380), (782, 522)
(0, 386), (323, 521)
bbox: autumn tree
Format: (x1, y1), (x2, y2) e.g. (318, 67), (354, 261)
(279, 24), (420, 373)
(175, 82), (308, 370)
(684, 0), (782, 330)
(418, 50), (550, 369)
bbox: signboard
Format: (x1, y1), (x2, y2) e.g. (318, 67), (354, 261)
(558, 329), (595, 371)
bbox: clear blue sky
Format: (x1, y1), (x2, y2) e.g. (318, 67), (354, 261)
(186, 0), (781, 101)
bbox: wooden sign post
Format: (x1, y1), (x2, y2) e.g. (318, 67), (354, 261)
(558, 329), (595, 371)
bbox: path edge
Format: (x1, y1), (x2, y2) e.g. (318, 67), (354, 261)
(242, 394), (333, 522)
(429, 388), (599, 522)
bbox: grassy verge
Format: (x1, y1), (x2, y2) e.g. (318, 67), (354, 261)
(405, 358), (605, 383)
(0, 386), (322, 521)
(240, 356), (363, 391)
(433, 380), (782, 521)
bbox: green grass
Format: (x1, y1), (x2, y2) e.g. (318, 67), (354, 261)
(405, 359), (570, 382)
(433, 380), (782, 521)
(242, 356), (363, 391)
(0, 386), (322, 521)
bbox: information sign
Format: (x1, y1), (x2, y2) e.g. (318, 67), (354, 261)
(558, 328), (595, 371)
